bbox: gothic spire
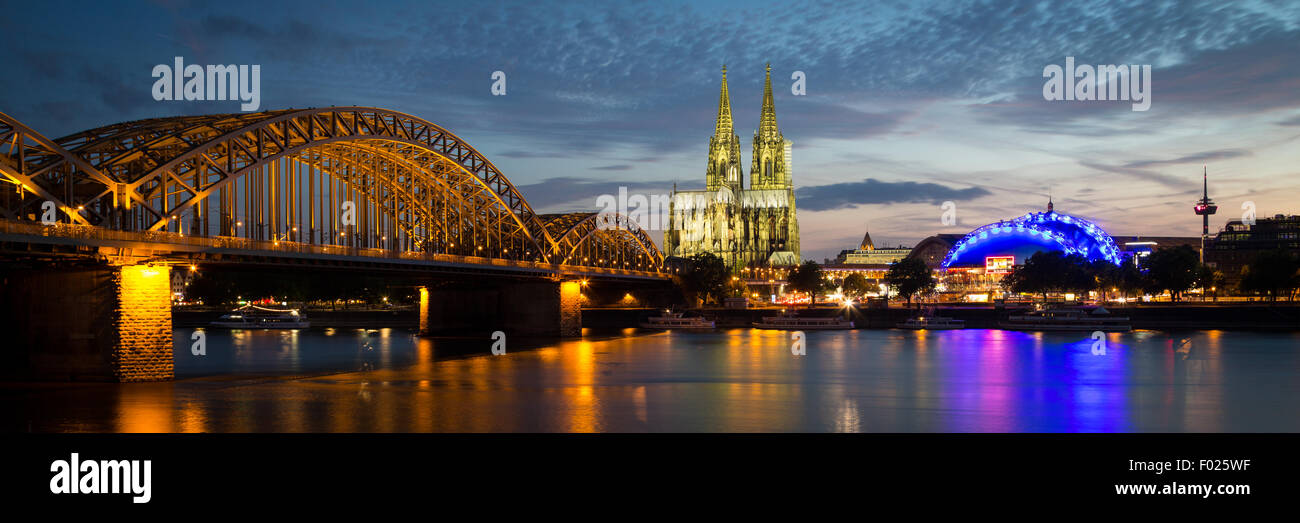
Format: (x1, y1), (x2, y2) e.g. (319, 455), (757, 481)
(713, 65), (734, 137)
(758, 63), (779, 139)
(859, 227), (875, 251)
(706, 65), (742, 191)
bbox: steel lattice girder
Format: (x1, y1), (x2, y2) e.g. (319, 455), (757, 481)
(0, 107), (665, 269)
(542, 212), (663, 267)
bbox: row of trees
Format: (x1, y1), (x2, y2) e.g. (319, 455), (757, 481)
(673, 252), (937, 308)
(764, 258), (937, 308)
(1002, 246), (1300, 302)
(671, 245), (1300, 308)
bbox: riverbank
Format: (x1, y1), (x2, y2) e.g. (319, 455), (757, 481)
(175, 303), (1300, 331)
(174, 308), (415, 328)
(584, 304), (1300, 331)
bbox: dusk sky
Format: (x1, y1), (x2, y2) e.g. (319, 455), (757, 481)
(2, 0), (1297, 261)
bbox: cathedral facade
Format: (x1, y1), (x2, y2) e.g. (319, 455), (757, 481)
(664, 64), (801, 268)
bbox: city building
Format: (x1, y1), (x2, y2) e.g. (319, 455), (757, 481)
(170, 269), (193, 303)
(1110, 236), (1200, 263)
(939, 199), (1123, 270)
(919, 200), (1124, 301)
(1207, 214), (1300, 284)
(833, 228), (912, 265)
(664, 64), (800, 268)
(824, 227), (912, 286)
(910, 234), (965, 269)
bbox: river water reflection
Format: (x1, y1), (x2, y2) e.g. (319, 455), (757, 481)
(6, 327), (1299, 432)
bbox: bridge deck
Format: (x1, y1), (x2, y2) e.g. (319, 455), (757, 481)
(0, 220), (668, 281)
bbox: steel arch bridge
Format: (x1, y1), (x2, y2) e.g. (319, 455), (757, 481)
(0, 107), (664, 274)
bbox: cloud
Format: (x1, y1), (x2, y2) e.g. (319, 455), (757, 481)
(1122, 149), (1252, 169)
(796, 178), (992, 211)
(1, 0), (1295, 253)
(511, 176), (697, 211)
(1077, 160), (1189, 190)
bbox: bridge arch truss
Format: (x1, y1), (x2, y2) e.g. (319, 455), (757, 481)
(0, 107), (663, 271)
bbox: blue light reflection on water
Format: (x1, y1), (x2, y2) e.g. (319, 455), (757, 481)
(15, 327), (1297, 432)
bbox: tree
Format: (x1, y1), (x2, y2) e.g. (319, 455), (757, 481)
(885, 257), (935, 308)
(1000, 251), (1094, 302)
(1194, 264), (1226, 302)
(841, 273), (871, 300)
(1142, 245), (1199, 301)
(1116, 260), (1146, 302)
(1240, 250), (1300, 302)
(186, 271), (239, 305)
(786, 260), (824, 307)
(725, 275), (749, 298)
(677, 252), (729, 306)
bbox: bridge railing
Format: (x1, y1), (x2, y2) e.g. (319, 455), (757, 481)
(0, 219), (666, 278)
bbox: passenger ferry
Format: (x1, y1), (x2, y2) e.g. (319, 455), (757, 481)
(753, 310), (854, 330)
(210, 304), (311, 329)
(999, 306), (1131, 332)
(639, 310), (715, 330)
(897, 314), (965, 330)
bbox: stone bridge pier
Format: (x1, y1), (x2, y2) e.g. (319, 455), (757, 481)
(419, 279), (583, 338)
(0, 263), (174, 382)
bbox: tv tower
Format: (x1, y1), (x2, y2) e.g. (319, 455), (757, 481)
(1193, 166), (1217, 263)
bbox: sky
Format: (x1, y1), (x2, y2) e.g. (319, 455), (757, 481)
(2, 0), (1298, 261)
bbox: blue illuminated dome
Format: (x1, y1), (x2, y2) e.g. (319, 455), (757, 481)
(941, 206), (1122, 269)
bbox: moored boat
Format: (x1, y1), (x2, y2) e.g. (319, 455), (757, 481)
(897, 315), (965, 330)
(753, 310), (853, 330)
(209, 304), (311, 329)
(999, 306), (1130, 332)
(897, 306), (965, 330)
(639, 310), (715, 329)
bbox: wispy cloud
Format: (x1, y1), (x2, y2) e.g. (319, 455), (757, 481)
(796, 178), (992, 211)
(1123, 149), (1252, 169)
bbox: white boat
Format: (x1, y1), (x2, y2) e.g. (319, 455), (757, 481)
(999, 306), (1130, 332)
(897, 315), (965, 330)
(210, 305), (311, 329)
(640, 310), (715, 329)
(753, 310), (854, 330)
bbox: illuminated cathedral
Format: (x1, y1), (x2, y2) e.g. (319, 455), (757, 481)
(665, 64), (801, 268)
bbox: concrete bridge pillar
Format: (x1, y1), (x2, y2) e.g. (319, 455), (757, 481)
(0, 264), (174, 381)
(417, 286), (430, 336)
(109, 265), (174, 381)
(418, 279), (583, 338)
(558, 281), (582, 337)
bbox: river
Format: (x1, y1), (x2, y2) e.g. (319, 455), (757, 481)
(5, 327), (1299, 432)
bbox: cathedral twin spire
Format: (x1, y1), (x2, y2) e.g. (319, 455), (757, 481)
(714, 65), (735, 137)
(757, 63), (780, 142)
(706, 65), (743, 191)
(707, 63), (790, 192)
